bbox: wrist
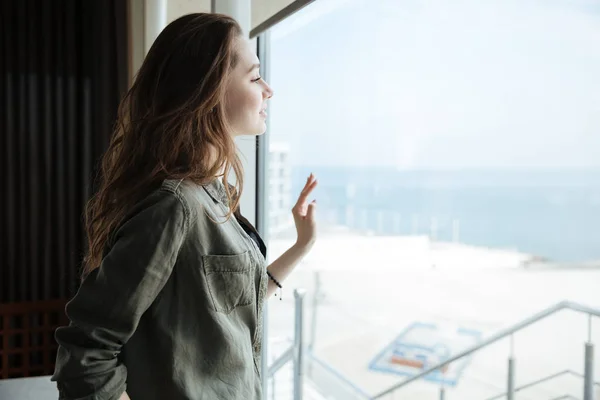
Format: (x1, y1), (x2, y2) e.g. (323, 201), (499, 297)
(293, 240), (314, 253)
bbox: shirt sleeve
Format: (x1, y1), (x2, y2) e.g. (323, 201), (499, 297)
(51, 189), (189, 400)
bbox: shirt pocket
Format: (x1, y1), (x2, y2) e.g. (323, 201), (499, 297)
(202, 250), (254, 314)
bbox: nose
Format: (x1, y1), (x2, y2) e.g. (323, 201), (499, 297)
(263, 81), (274, 99)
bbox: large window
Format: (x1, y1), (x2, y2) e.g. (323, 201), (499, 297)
(262, 0), (600, 398)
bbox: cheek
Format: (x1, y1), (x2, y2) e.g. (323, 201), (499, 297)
(242, 87), (263, 113)
(224, 84), (264, 131)
(227, 88), (259, 115)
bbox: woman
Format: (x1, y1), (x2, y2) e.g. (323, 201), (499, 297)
(52, 13), (317, 400)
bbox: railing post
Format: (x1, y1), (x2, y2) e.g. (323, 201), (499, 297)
(584, 314), (595, 400)
(584, 343), (594, 400)
(293, 289), (306, 400)
(261, 303), (269, 400)
(507, 334), (516, 400)
(308, 271), (321, 378)
(270, 354), (276, 400)
(507, 357), (516, 400)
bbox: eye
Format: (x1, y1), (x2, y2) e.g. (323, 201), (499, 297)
(252, 76), (262, 83)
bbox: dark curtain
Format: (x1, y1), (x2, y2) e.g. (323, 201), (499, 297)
(0, 0), (128, 303)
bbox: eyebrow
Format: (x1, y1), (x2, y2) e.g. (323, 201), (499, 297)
(248, 63), (260, 73)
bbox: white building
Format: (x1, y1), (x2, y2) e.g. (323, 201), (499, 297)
(268, 142), (295, 237)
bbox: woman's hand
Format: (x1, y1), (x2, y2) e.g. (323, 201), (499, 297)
(292, 173), (318, 250)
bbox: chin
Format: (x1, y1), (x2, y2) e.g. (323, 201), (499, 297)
(232, 121), (267, 137)
(246, 124), (267, 136)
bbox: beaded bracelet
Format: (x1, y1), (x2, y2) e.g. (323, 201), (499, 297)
(266, 270), (283, 300)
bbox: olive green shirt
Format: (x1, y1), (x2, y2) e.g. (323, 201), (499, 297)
(52, 178), (269, 400)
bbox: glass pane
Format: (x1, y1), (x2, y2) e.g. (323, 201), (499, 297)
(263, 0), (600, 398)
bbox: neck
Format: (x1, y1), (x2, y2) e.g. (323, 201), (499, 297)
(208, 146), (226, 184)
(217, 167), (225, 183)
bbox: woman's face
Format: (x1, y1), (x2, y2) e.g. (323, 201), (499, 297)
(223, 37), (274, 137)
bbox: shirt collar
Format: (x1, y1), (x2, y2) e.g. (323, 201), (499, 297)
(202, 178), (236, 207)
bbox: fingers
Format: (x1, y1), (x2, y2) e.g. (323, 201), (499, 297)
(306, 200), (317, 220)
(306, 173), (316, 186)
(299, 177), (316, 200)
(294, 173), (318, 210)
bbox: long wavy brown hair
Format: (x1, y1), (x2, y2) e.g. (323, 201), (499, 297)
(82, 13), (244, 279)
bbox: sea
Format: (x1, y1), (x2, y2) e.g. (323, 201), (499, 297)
(290, 167), (600, 263)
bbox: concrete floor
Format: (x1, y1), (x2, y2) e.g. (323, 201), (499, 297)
(266, 235), (600, 399)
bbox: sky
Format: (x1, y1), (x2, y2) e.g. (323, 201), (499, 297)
(267, 0), (600, 169)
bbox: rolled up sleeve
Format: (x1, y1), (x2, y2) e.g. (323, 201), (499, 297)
(51, 189), (189, 400)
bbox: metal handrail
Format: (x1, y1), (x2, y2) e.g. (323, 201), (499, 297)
(486, 369), (600, 400)
(268, 347), (293, 377)
(307, 350), (373, 399)
(267, 289), (306, 400)
(373, 300), (600, 398)
(266, 289), (373, 400)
